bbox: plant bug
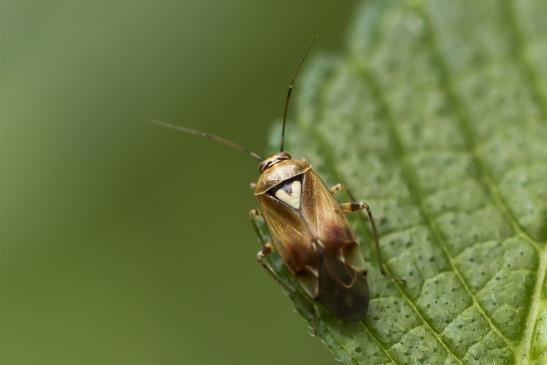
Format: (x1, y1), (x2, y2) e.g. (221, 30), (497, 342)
(153, 37), (398, 326)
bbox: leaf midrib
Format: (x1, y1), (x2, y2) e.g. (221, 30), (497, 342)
(518, 249), (547, 364)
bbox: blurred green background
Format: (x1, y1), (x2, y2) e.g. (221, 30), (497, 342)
(0, 1), (356, 364)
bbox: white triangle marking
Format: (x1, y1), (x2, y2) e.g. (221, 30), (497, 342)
(274, 180), (301, 209)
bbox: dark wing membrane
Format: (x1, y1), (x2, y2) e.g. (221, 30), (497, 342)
(318, 253), (369, 322)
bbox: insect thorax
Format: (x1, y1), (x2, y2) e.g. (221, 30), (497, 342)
(254, 158), (310, 196)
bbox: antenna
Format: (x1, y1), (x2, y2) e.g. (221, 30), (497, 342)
(152, 119), (263, 161)
(280, 36), (317, 152)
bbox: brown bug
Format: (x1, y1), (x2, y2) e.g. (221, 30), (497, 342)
(153, 38), (397, 325)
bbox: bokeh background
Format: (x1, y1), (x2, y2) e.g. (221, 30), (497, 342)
(0, 1), (357, 364)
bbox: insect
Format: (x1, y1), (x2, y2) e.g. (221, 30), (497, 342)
(153, 38), (398, 326)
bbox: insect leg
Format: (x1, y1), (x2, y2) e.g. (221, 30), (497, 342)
(249, 209), (295, 294)
(256, 242), (298, 295)
(249, 209), (320, 333)
(249, 209), (269, 247)
(341, 191), (405, 284)
(340, 201), (368, 213)
(257, 244), (320, 335)
(329, 183), (345, 194)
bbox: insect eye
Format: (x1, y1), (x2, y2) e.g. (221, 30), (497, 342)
(271, 179), (302, 209)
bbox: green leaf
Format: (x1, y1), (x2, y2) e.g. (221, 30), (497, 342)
(267, 0), (547, 363)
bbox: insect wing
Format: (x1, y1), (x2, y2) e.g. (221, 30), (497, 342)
(300, 169), (356, 253)
(300, 169), (369, 320)
(256, 186), (318, 274)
